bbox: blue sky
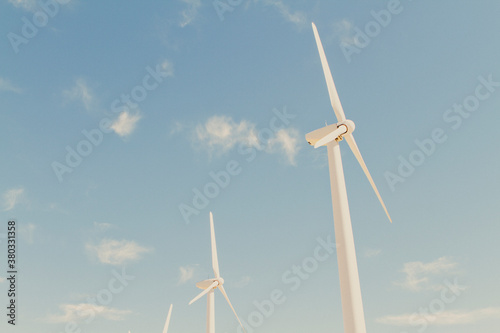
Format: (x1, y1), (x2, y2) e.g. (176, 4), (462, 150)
(1, 0), (500, 332)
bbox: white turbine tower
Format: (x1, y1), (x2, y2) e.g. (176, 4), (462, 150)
(306, 22), (392, 333)
(128, 304), (173, 333)
(163, 304), (173, 333)
(189, 212), (246, 333)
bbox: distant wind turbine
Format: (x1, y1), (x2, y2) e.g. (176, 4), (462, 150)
(306, 22), (392, 333)
(189, 212), (246, 333)
(163, 304), (173, 333)
(128, 303), (173, 333)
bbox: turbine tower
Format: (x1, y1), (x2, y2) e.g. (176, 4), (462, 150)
(189, 212), (246, 333)
(306, 22), (392, 333)
(163, 304), (173, 333)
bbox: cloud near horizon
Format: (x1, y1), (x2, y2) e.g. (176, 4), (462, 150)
(377, 307), (500, 327)
(47, 303), (131, 323)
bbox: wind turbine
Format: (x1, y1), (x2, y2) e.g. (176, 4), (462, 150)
(163, 304), (173, 333)
(306, 22), (392, 333)
(128, 303), (173, 333)
(189, 212), (246, 333)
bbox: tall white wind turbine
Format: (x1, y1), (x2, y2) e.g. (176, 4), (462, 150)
(189, 212), (246, 333)
(306, 22), (392, 333)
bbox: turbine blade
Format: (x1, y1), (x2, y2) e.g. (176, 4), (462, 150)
(162, 304), (173, 333)
(314, 125), (348, 148)
(210, 212), (220, 278)
(311, 22), (346, 122)
(218, 285), (246, 333)
(344, 134), (392, 223)
(188, 281), (219, 305)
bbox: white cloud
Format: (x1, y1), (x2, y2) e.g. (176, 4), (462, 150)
(2, 187), (24, 211)
(86, 239), (151, 266)
(0, 276), (5, 283)
(19, 223), (36, 244)
(193, 115), (301, 165)
(377, 308), (500, 326)
(169, 121), (184, 136)
(364, 248), (382, 258)
(48, 303), (131, 323)
(195, 115), (259, 153)
(160, 59), (175, 78)
(7, 0), (38, 11)
(93, 222), (115, 232)
(395, 257), (459, 291)
(179, 0), (202, 27)
(232, 276), (251, 288)
(332, 19), (360, 47)
(0, 77), (22, 93)
(63, 78), (94, 111)
(178, 265), (196, 285)
(111, 111), (142, 137)
(258, 0), (306, 27)
(267, 128), (301, 165)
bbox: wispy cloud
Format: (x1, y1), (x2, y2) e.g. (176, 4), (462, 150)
(178, 265), (196, 285)
(195, 115), (259, 153)
(47, 303), (131, 323)
(332, 19), (360, 47)
(19, 223), (36, 244)
(93, 222), (115, 232)
(160, 59), (175, 78)
(7, 0), (38, 11)
(257, 0), (306, 27)
(192, 115), (301, 165)
(395, 257), (459, 292)
(0, 77), (22, 93)
(86, 239), (151, 266)
(63, 78), (94, 111)
(232, 276), (252, 288)
(2, 187), (24, 211)
(0, 276), (5, 283)
(179, 0), (202, 27)
(377, 308), (500, 326)
(267, 128), (301, 165)
(364, 248), (382, 258)
(111, 111), (142, 137)
(169, 121), (184, 136)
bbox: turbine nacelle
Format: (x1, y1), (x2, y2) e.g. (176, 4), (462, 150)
(196, 277), (224, 290)
(306, 119), (355, 148)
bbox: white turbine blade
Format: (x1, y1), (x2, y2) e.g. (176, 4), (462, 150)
(218, 285), (246, 333)
(311, 22), (346, 122)
(314, 125), (348, 148)
(189, 281), (219, 305)
(162, 304), (173, 333)
(344, 134), (392, 223)
(210, 212), (220, 278)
